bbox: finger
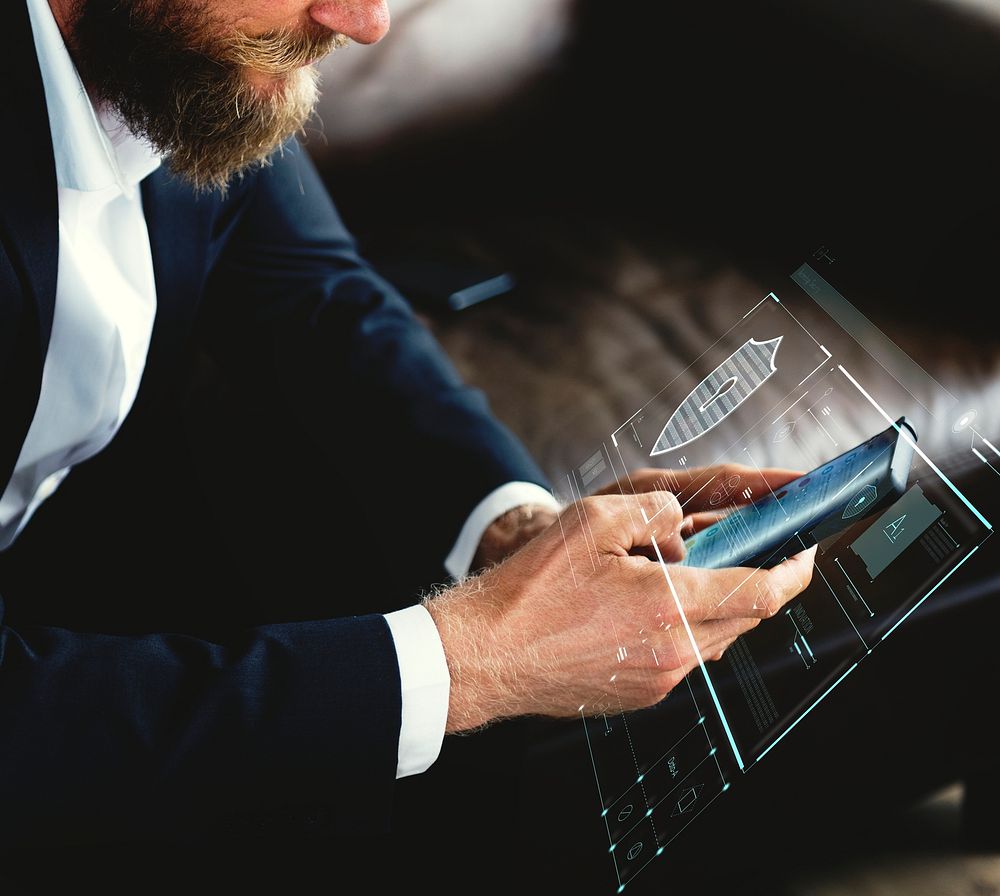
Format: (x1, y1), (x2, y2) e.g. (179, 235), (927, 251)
(679, 465), (804, 514)
(579, 491), (683, 555)
(652, 617), (757, 669)
(599, 465), (804, 515)
(591, 469), (674, 498)
(705, 634), (740, 663)
(679, 510), (730, 537)
(597, 467), (713, 501)
(667, 546), (818, 623)
(632, 529), (686, 563)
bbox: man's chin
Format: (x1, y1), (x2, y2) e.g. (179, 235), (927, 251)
(165, 70), (320, 193)
(242, 67), (295, 97)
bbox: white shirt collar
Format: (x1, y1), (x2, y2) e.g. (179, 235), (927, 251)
(26, 0), (162, 198)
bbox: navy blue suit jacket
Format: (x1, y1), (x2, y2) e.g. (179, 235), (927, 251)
(0, 0), (548, 841)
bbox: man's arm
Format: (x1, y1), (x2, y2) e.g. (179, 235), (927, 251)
(201, 139), (552, 584)
(0, 602), (401, 841)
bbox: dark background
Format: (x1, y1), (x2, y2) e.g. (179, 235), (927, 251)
(317, 0), (1000, 336)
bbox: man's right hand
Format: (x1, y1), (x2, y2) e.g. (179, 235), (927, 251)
(425, 491), (816, 733)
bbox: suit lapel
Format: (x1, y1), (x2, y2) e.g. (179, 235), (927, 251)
(0, 0), (59, 358)
(137, 169), (215, 411)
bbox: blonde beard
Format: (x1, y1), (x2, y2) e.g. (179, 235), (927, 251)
(72, 0), (347, 193)
(166, 63), (323, 194)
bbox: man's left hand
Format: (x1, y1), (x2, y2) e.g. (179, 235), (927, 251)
(472, 463), (801, 572)
(595, 463), (802, 540)
(472, 503), (561, 571)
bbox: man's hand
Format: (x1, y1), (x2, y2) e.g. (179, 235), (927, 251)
(595, 463), (802, 543)
(471, 503), (560, 571)
(426, 490), (816, 733)
(472, 464), (799, 572)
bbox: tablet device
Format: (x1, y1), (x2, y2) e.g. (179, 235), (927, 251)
(679, 418), (916, 569)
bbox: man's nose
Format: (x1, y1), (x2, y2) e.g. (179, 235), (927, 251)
(308, 0), (390, 44)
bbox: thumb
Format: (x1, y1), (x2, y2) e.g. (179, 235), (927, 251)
(585, 491), (683, 556)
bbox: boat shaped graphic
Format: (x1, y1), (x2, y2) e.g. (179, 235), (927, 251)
(650, 336), (783, 456)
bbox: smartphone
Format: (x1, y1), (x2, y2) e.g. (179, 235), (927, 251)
(679, 418), (916, 569)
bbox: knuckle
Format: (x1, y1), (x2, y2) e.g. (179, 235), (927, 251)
(653, 597), (681, 629)
(666, 493), (684, 526)
(580, 495), (609, 522)
(767, 569), (798, 606)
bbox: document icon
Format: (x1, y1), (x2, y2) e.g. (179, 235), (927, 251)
(651, 337), (783, 456)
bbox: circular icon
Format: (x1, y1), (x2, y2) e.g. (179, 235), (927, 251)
(617, 804), (634, 823)
(627, 842), (644, 861)
(953, 409), (978, 433)
(709, 475), (742, 507)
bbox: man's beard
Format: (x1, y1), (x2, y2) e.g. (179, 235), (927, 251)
(70, 0), (344, 192)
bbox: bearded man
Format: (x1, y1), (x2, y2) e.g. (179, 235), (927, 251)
(0, 0), (816, 845)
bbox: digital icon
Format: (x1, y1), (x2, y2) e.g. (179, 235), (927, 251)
(752, 581), (771, 614)
(651, 337), (783, 456)
(883, 514), (907, 544)
(616, 646), (628, 663)
(821, 406), (832, 416)
(842, 484), (878, 519)
(579, 450), (607, 488)
(786, 608), (816, 669)
(671, 784), (704, 817)
(773, 421), (796, 443)
(708, 474), (742, 507)
(953, 409), (978, 433)
(626, 842), (644, 861)
(617, 804), (634, 823)
(741, 488), (753, 501)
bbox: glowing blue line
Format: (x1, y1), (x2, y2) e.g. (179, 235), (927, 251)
(755, 662), (859, 764)
(651, 535), (745, 770)
(800, 634), (815, 660)
(881, 545), (980, 640)
(838, 365), (992, 530)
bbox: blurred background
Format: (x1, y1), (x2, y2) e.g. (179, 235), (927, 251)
(309, 0), (1000, 477)
(302, 1), (1000, 893)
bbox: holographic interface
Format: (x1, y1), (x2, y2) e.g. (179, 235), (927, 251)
(556, 253), (995, 891)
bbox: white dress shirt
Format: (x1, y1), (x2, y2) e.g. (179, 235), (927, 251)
(12, 0), (560, 780)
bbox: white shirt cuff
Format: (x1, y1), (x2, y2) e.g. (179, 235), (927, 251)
(444, 481), (562, 579)
(384, 603), (451, 779)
